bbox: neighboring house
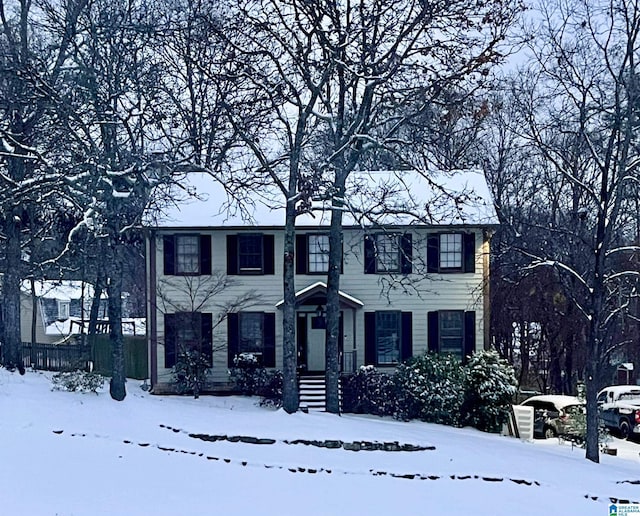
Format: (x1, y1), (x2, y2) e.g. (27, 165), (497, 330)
(145, 170), (498, 393)
(19, 280), (141, 344)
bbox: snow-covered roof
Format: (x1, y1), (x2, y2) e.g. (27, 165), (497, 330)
(520, 395), (583, 408)
(20, 280), (106, 302)
(274, 281), (364, 309)
(149, 169), (497, 228)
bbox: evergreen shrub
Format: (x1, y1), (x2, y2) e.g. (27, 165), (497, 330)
(51, 370), (105, 394)
(393, 352), (465, 425)
(461, 349), (517, 432)
(342, 365), (395, 416)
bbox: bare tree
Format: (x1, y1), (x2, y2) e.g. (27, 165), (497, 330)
(209, 0), (521, 414)
(0, 0), (89, 371)
(484, 0), (640, 462)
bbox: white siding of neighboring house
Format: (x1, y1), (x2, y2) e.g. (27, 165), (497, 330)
(151, 226), (489, 390)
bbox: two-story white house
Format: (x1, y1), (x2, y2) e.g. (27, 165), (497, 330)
(145, 170), (497, 394)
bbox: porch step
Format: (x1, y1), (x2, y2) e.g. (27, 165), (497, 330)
(299, 376), (342, 412)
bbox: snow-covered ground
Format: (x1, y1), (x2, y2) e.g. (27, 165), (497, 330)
(1, 369), (638, 516)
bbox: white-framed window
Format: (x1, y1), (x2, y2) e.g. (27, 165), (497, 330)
(176, 235), (200, 274)
(238, 234), (263, 273)
(375, 234), (400, 273)
(308, 234), (329, 273)
(439, 233), (462, 269)
(375, 311), (401, 365)
(57, 300), (70, 320)
(439, 310), (464, 359)
(239, 312), (264, 355)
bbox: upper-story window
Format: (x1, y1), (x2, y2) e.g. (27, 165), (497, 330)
(427, 232), (475, 274)
(376, 234), (400, 272)
(176, 235), (200, 274)
(439, 233), (462, 270)
(308, 234), (329, 273)
(238, 234), (263, 273)
(227, 234), (275, 275)
(163, 234), (212, 276)
(295, 234), (342, 275)
(364, 233), (412, 274)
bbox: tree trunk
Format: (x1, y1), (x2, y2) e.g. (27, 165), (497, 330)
(325, 177), (346, 414)
(2, 215), (25, 373)
(281, 205), (299, 413)
(88, 268), (106, 337)
(107, 244), (126, 401)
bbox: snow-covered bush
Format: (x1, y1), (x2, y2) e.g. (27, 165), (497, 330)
(394, 353), (465, 425)
(461, 350), (517, 433)
(342, 365), (395, 416)
(229, 352), (269, 395)
(257, 370), (283, 408)
(51, 370), (105, 394)
(173, 348), (211, 399)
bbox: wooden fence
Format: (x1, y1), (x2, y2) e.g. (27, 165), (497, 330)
(21, 336), (148, 380)
(90, 335), (148, 380)
(22, 342), (92, 372)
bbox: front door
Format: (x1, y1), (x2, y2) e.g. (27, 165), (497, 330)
(296, 311), (344, 373)
(306, 316), (326, 372)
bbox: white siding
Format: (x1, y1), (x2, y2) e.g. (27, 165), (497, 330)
(151, 227), (489, 388)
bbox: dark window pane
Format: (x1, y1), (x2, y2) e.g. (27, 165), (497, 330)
(439, 311), (463, 358)
(239, 235), (263, 272)
(376, 311), (400, 364)
(239, 312), (264, 356)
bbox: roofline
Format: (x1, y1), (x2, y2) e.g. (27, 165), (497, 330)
(144, 223), (500, 232)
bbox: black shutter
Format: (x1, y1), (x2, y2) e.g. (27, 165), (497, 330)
(401, 312), (413, 362)
(200, 235), (212, 275)
(364, 235), (375, 274)
(296, 234), (308, 274)
(297, 315), (307, 370)
(201, 312), (213, 366)
(463, 233), (476, 273)
(164, 313), (177, 368)
(427, 311), (439, 352)
(364, 312), (376, 365)
(338, 312), (344, 359)
(263, 235), (275, 275)
(400, 233), (413, 274)
(226, 235), (238, 275)
(427, 234), (439, 273)
(263, 312), (276, 367)
(163, 235), (175, 275)
(227, 312), (239, 367)
(464, 311), (476, 362)
(340, 242), (344, 274)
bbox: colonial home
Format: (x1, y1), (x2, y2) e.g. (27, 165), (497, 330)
(145, 170), (497, 399)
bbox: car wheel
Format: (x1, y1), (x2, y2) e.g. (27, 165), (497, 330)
(543, 426), (557, 439)
(619, 420), (631, 440)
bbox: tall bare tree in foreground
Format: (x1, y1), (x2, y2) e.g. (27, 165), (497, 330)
(214, 0), (521, 413)
(484, 0), (640, 462)
(0, 0), (88, 371)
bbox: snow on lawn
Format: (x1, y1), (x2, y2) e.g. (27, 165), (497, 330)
(1, 369), (639, 516)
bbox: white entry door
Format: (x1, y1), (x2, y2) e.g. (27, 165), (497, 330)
(306, 317), (326, 372)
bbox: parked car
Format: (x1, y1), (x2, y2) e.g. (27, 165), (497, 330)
(520, 395), (585, 440)
(597, 386), (640, 439)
